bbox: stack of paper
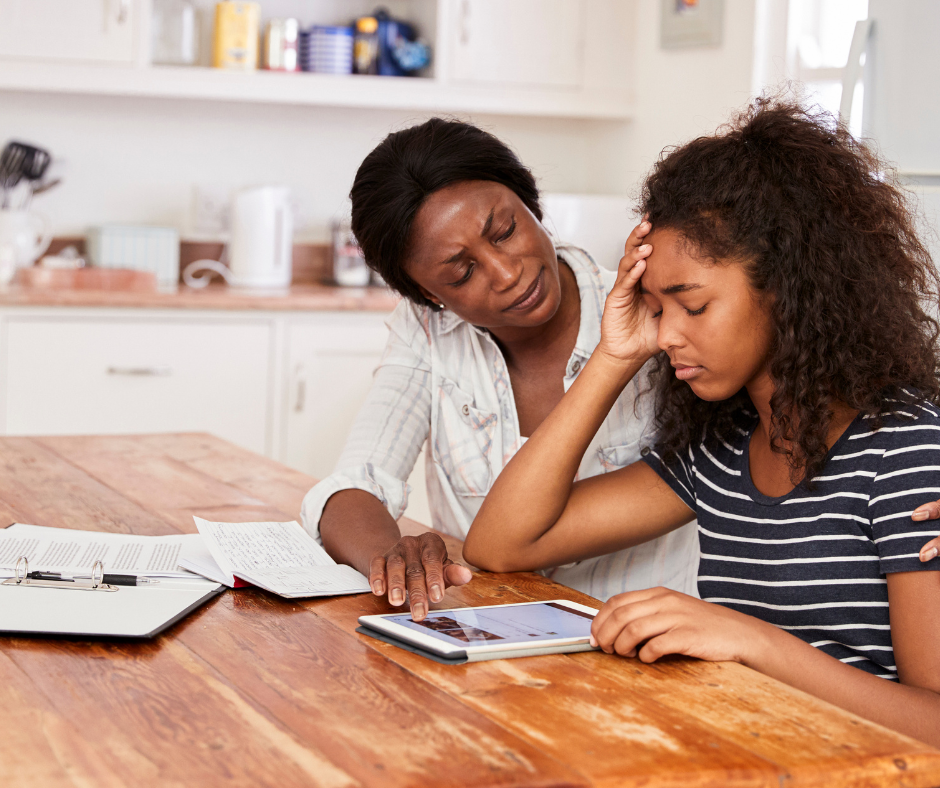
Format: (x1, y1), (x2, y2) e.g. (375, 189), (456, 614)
(182, 517), (371, 599)
(0, 523), (204, 580)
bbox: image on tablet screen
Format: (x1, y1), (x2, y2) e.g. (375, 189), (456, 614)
(386, 602), (593, 647)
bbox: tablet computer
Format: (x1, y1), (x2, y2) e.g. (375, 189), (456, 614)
(357, 599), (599, 664)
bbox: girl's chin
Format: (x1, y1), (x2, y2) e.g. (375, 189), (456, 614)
(685, 377), (734, 402)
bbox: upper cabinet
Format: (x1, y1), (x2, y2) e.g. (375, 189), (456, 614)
(447, 0), (584, 89)
(0, 0), (632, 119)
(0, 0), (138, 64)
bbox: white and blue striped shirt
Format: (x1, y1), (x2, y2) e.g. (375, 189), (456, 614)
(302, 244), (700, 602)
(643, 400), (940, 680)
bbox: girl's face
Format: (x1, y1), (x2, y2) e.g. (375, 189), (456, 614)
(640, 228), (774, 401)
(404, 181), (562, 329)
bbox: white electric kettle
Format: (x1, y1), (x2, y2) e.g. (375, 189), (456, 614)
(183, 185), (293, 289)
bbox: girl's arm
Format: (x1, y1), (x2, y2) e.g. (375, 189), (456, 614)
(590, 571), (940, 747)
(463, 230), (695, 572)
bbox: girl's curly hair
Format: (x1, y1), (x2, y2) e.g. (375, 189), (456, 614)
(641, 97), (940, 483)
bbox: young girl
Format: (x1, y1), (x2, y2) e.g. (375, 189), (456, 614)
(463, 99), (940, 745)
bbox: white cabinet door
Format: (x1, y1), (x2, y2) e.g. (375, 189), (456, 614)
(283, 313), (388, 481)
(446, 0), (585, 88)
(2, 316), (272, 454)
(0, 0), (137, 64)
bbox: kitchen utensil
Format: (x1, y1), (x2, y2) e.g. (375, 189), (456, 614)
(0, 210), (52, 283)
(0, 141), (52, 209)
(183, 185), (292, 289)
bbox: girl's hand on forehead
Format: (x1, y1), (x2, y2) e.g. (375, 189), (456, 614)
(596, 220), (660, 367)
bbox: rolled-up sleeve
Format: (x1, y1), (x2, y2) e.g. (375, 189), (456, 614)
(301, 303), (434, 544)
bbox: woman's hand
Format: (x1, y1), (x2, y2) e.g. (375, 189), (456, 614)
(590, 587), (773, 665)
(910, 501), (940, 562)
(596, 220), (660, 367)
(370, 532), (472, 621)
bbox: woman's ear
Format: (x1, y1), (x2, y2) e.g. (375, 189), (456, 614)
(416, 284), (444, 311)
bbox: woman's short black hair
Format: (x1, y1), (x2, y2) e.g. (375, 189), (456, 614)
(350, 118), (542, 307)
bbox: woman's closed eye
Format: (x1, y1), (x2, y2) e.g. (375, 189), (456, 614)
(449, 263), (475, 287)
(495, 218), (516, 243)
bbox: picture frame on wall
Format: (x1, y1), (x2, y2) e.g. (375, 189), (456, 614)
(661, 0), (725, 49)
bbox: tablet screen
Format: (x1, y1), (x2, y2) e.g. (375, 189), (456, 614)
(382, 602), (594, 648)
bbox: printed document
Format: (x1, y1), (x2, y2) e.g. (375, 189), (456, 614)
(0, 523), (203, 579)
(183, 518), (370, 598)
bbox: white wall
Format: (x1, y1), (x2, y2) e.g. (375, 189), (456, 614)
(0, 0), (761, 240)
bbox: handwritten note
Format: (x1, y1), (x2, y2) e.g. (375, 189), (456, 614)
(191, 518), (370, 599)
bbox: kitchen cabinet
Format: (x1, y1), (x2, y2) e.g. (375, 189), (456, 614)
(0, 0), (631, 119)
(0, 0), (139, 65)
(1, 314), (273, 454)
(446, 0), (584, 89)
(282, 313), (388, 481)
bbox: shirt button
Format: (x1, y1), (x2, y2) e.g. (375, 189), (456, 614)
(570, 360), (581, 374)
(461, 404), (470, 416)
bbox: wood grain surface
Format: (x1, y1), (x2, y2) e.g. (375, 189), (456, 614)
(1, 432), (938, 788)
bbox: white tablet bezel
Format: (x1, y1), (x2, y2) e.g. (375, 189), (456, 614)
(358, 599), (598, 657)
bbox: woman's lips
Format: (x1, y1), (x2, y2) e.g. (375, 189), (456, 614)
(673, 364), (705, 381)
(505, 268), (545, 312)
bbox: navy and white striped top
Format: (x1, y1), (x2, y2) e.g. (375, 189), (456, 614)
(643, 398), (940, 680)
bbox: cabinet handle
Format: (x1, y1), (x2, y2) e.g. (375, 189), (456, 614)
(294, 374), (306, 413)
(459, 0), (470, 45)
(116, 0), (129, 24)
(106, 366), (172, 377)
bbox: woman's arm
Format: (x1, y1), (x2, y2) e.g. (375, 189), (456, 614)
(590, 571), (940, 747)
(464, 228), (695, 572)
(320, 490), (470, 621)
(303, 309), (470, 620)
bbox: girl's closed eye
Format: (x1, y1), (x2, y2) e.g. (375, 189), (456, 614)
(686, 304), (707, 316)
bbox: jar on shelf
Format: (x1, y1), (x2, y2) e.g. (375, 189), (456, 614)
(152, 0), (198, 65)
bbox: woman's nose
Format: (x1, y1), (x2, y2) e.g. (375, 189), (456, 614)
(487, 252), (522, 290)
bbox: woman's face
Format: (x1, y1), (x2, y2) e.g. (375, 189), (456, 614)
(404, 181), (562, 329)
(640, 227), (774, 401)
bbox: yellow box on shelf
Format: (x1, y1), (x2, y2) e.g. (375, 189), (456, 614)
(212, 2), (260, 71)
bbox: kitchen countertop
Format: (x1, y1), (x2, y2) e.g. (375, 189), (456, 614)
(0, 282), (401, 312)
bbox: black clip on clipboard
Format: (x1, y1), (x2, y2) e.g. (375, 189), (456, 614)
(1, 556), (118, 592)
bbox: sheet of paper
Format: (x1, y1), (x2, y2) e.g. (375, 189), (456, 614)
(193, 518), (335, 573)
(192, 517), (370, 598)
(246, 566), (371, 598)
(0, 523), (203, 578)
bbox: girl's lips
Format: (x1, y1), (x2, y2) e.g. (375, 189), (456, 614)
(505, 268), (545, 312)
(674, 365), (705, 381)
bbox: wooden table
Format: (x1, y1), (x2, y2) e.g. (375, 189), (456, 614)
(1, 433), (938, 788)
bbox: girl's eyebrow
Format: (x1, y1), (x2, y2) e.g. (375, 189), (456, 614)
(662, 283), (704, 295)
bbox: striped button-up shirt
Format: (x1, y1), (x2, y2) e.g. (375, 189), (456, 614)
(301, 244), (699, 601)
